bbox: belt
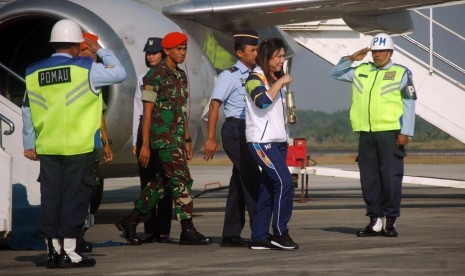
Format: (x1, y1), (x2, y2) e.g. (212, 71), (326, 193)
(225, 117), (245, 123)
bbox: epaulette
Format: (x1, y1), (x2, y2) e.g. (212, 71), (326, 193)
(393, 63), (409, 72)
(227, 66), (239, 73)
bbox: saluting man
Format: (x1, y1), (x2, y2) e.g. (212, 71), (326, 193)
(22, 19), (126, 268)
(330, 33), (417, 238)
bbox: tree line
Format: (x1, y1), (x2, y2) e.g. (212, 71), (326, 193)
(289, 110), (465, 151)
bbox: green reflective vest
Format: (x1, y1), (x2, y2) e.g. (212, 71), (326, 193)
(350, 63), (405, 132)
(25, 56), (101, 155)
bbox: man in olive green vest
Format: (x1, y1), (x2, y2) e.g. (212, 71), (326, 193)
(22, 19), (126, 268)
(330, 33), (417, 238)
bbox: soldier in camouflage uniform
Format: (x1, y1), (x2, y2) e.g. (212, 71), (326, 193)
(115, 32), (212, 245)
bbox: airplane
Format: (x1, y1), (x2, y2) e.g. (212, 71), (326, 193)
(1, 0), (464, 233)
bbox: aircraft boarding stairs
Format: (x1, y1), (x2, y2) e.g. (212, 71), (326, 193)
(1, 93), (40, 238)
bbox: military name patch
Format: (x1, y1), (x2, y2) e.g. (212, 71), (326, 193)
(38, 67), (71, 86)
(383, 71), (396, 80)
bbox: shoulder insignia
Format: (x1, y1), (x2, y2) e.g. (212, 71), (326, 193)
(227, 66), (239, 73)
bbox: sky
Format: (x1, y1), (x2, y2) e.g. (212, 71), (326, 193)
(290, 46), (352, 113)
(289, 3), (465, 113)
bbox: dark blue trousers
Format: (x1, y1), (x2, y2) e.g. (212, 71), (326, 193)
(39, 152), (95, 238)
(358, 131), (404, 218)
(221, 118), (260, 237)
(247, 142), (294, 241)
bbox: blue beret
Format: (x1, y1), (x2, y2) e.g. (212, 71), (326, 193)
(143, 37), (163, 53)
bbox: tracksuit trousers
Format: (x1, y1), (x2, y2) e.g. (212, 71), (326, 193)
(247, 142), (294, 241)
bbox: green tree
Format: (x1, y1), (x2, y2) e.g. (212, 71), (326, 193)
(289, 109), (465, 151)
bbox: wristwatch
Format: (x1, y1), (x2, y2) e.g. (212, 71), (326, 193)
(102, 138), (112, 145)
(185, 137), (192, 143)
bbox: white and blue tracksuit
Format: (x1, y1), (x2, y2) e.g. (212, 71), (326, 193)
(245, 66), (294, 241)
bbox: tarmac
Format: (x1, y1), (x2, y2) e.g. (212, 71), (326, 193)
(1, 164), (465, 276)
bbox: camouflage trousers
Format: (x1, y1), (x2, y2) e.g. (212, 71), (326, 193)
(134, 146), (193, 220)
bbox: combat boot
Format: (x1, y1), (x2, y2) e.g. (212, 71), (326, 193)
(115, 208), (143, 245)
(356, 216), (384, 237)
(383, 216), (398, 237)
(45, 238), (61, 269)
(179, 218), (212, 245)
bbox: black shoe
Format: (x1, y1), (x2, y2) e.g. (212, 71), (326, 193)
(179, 229), (212, 245)
(156, 235), (170, 243)
(384, 227), (398, 237)
(221, 236), (248, 247)
(46, 250), (60, 269)
(57, 252), (96, 268)
(271, 232), (299, 250)
(383, 217), (398, 237)
(357, 228), (384, 237)
(76, 237), (92, 253)
(141, 234), (170, 244)
(356, 217), (384, 237)
(141, 234), (156, 244)
(249, 239), (278, 250)
(45, 237), (60, 269)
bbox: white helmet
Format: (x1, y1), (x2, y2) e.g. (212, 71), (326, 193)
(370, 33), (394, 50)
(50, 19), (83, 43)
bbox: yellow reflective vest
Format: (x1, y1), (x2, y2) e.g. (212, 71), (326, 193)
(350, 63), (406, 132)
(25, 55), (101, 155)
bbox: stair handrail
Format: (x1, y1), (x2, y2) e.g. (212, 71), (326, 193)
(412, 9), (465, 43)
(395, 44), (465, 90)
(0, 113), (15, 150)
(400, 35), (465, 76)
(0, 57), (23, 149)
(0, 61), (25, 83)
(400, 9), (465, 79)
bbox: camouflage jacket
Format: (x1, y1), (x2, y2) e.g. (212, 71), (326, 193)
(141, 59), (188, 149)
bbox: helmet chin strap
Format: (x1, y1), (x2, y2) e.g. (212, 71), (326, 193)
(375, 51), (392, 68)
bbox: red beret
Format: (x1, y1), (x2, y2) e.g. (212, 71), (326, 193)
(161, 32), (188, 49)
(81, 32), (98, 50)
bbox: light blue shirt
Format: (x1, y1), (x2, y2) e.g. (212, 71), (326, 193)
(22, 48), (127, 149)
(211, 60), (251, 120)
(330, 56), (416, 136)
(132, 72), (146, 147)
